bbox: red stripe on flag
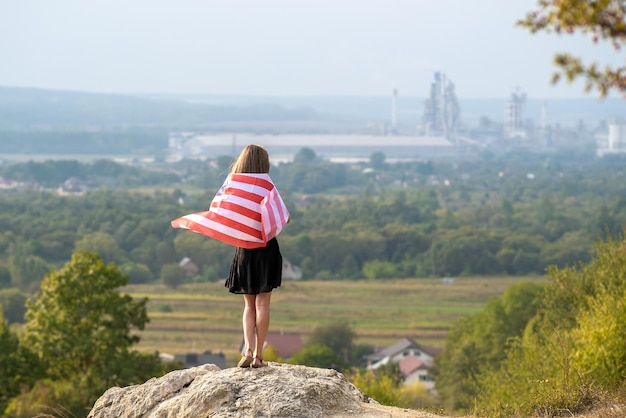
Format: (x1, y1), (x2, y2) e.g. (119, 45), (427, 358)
(210, 212), (263, 241)
(211, 201), (262, 222)
(223, 187), (265, 204)
(171, 215), (203, 230)
(231, 174), (274, 191)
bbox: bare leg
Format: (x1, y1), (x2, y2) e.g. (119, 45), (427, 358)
(242, 294), (257, 358)
(253, 292), (272, 366)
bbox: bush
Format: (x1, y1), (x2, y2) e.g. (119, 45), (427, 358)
(471, 235), (626, 417)
(362, 260), (397, 280)
(348, 369), (399, 405)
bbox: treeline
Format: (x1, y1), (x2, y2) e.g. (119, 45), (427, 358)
(0, 158), (178, 188)
(0, 151), (625, 300)
(0, 184), (621, 298)
(0, 129), (168, 155)
(435, 234), (626, 416)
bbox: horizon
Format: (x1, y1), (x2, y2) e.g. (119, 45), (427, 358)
(2, 84), (624, 128)
(2, 84), (622, 102)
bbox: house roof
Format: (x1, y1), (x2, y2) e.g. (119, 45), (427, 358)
(398, 355), (428, 376)
(367, 337), (441, 361)
(421, 345), (442, 357)
(265, 334), (303, 358)
(240, 333), (303, 359)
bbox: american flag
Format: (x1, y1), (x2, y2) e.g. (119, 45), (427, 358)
(171, 173), (290, 249)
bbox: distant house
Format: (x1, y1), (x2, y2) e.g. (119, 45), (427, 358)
(169, 350), (227, 370)
(239, 332), (303, 360)
(179, 257), (199, 277)
(398, 355), (436, 391)
(441, 277), (455, 285)
(366, 337), (441, 392)
(177, 195), (191, 205)
(0, 178), (25, 190)
(282, 259), (302, 280)
(58, 177), (86, 196)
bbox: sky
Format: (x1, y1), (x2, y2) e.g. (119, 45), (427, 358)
(0, 1), (623, 99)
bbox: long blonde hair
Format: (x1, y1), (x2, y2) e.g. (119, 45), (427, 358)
(230, 144), (270, 174)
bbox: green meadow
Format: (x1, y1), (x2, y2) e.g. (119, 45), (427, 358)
(127, 275), (546, 366)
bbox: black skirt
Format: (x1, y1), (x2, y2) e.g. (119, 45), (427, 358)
(225, 238), (282, 294)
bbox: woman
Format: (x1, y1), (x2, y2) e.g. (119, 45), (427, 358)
(172, 144), (290, 368)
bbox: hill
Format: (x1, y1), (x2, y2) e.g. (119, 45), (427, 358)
(0, 86), (319, 128)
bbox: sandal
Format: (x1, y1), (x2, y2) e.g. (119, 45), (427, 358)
(251, 356), (268, 368)
(237, 350), (253, 368)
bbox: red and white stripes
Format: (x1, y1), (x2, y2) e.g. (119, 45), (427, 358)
(171, 173), (289, 249)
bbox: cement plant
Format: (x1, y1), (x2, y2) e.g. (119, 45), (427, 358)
(167, 72), (626, 163)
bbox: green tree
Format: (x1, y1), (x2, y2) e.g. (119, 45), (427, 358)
(74, 231), (123, 264)
(9, 254), (51, 292)
(36, 230), (77, 263)
(262, 344), (284, 363)
(519, 0), (626, 97)
(348, 369), (400, 406)
(293, 147), (317, 163)
(571, 286), (626, 389)
(0, 288), (28, 323)
(300, 257), (315, 279)
(161, 263), (186, 288)
(308, 321), (356, 365)
(362, 260), (397, 280)
(21, 251), (162, 399)
(435, 281), (545, 412)
(500, 198), (514, 226)
(473, 235), (626, 417)
(340, 255), (360, 279)
(0, 264), (11, 288)
(288, 344), (344, 370)
(0, 311), (44, 414)
(122, 262), (154, 284)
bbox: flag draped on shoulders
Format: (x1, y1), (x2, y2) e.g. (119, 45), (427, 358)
(171, 173), (290, 249)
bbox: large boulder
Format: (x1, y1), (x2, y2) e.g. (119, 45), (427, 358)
(87, 362), (441, 418)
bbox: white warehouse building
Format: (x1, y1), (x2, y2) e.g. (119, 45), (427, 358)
(597, 123), (626, 157)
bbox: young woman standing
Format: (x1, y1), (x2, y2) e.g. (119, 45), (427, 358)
(172, 144), (290, 368)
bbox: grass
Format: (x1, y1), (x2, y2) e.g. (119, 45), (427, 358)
(125, 275), (547, 366)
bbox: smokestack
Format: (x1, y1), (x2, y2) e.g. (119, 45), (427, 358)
(392, 89), (398, 132)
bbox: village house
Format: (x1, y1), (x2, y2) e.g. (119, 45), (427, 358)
(282, 258), (302, 280)
(366, 337), (441, 392)
(178, 257), (199, 277)
(0, 178), (34, 190)
(239, 332), (303, 361)
(57, 177), (86, 196)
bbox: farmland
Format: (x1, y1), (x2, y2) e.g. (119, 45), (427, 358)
(127, 275), (547, 366)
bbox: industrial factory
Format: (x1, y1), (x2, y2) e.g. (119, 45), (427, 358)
(168, 72), (626, 162)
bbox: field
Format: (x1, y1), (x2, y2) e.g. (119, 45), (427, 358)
(126, 275), (547, 366)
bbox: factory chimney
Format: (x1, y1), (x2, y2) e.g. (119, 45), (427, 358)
(391, 89), (398, 134)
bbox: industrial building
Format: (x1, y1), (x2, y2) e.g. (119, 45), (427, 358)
(168, 132), (457, 163)
(597, 122), (626, 157)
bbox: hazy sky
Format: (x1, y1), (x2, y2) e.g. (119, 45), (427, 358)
(0, 1), (622, 99)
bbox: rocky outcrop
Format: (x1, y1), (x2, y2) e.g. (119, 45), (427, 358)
(87, 362), (442, 418)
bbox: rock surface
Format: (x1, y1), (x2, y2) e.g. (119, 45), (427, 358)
(87, 362), (443, 418)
